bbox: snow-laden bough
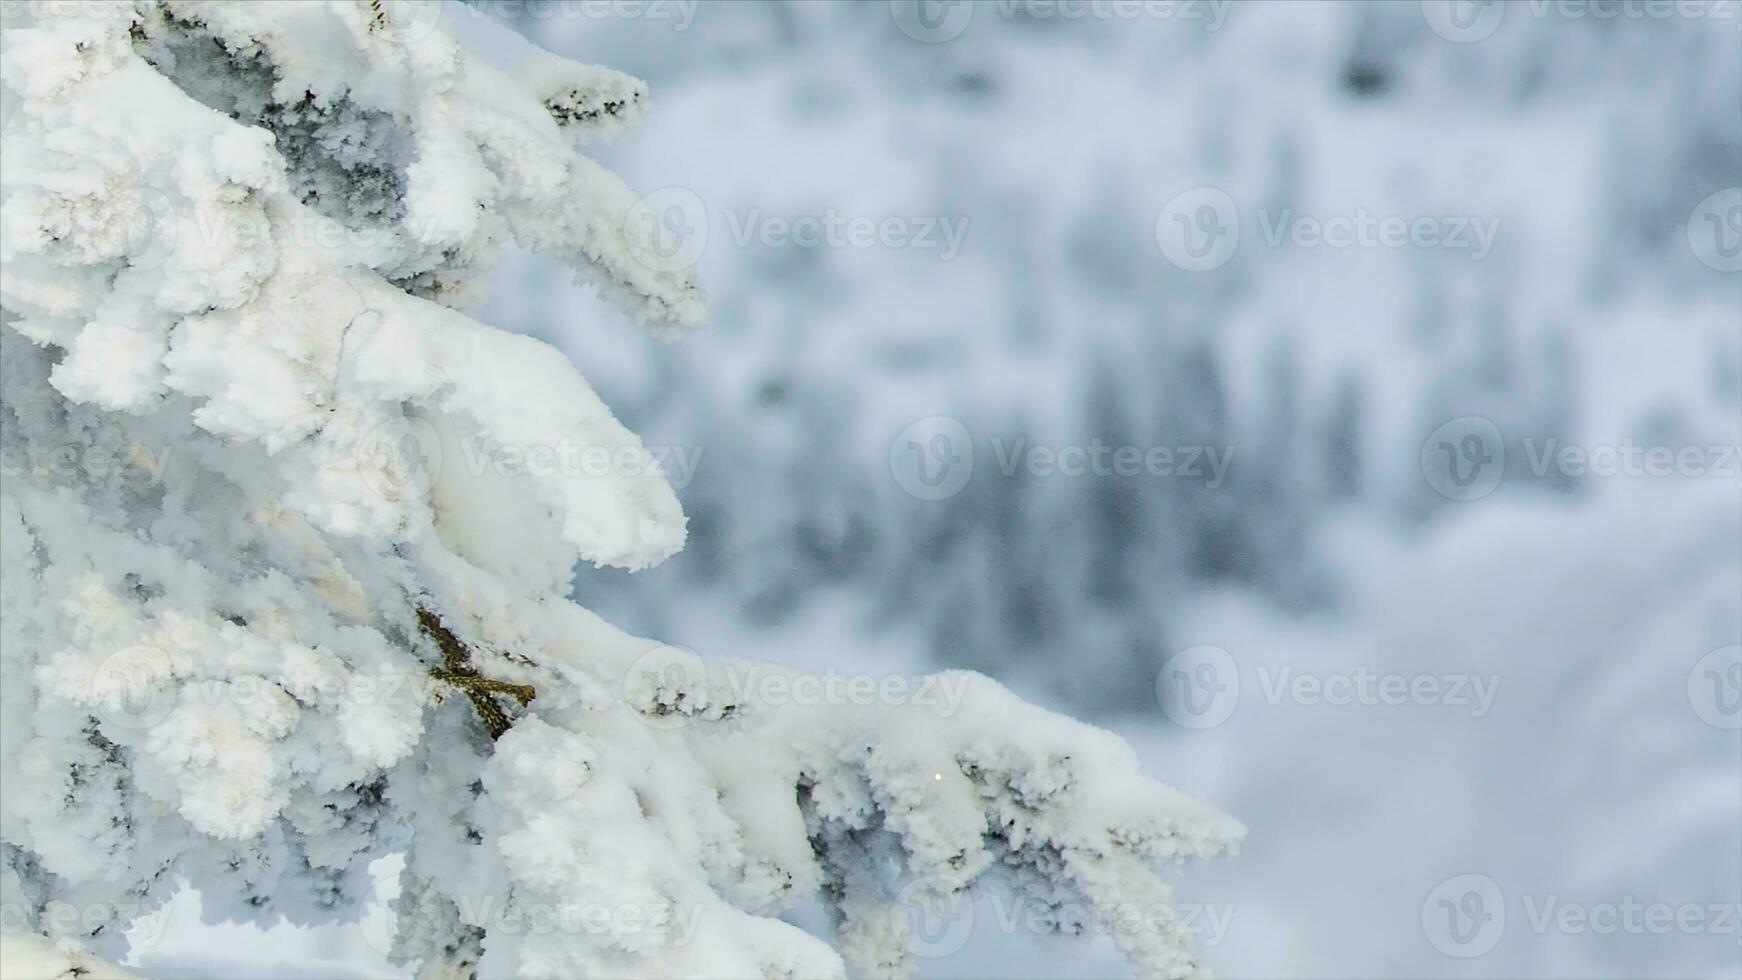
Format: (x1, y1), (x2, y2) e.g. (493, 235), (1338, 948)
(0, 2), (1242, 976)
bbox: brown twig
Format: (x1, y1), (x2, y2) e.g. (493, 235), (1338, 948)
(417, 607), (535, 740)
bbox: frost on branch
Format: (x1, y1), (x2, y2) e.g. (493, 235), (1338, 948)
(0, 933), (136, 980)
(0, 2), (1241, 978)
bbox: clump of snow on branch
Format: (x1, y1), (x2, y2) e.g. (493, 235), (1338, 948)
(0, 934), (136, 980)
(0, 2), (1241, 978)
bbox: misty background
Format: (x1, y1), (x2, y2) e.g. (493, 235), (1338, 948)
(494, 2), (1741, 977)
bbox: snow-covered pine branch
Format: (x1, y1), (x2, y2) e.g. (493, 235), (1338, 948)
(0, 2), (1241, 977)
